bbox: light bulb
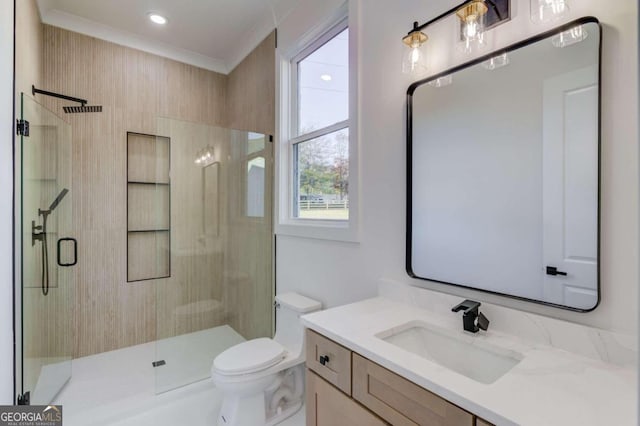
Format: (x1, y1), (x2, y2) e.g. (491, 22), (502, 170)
(402, 42), (427, 74)
(402, 28), (428, 75)
(404, 45), (426, 74)
(410, 46), (420, 65)
(464, 17), (478, 39)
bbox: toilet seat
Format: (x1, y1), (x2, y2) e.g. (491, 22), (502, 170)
(214, 338), (286, 375)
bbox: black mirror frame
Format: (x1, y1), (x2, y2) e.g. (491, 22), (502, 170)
(405, 16), (602, 313)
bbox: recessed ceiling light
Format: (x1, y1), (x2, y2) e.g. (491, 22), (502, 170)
(320, 74), (332, 81)
(148, 13), (168, 25)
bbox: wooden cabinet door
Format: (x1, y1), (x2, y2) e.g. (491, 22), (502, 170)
(352, 354), (474, 426)
(306, 329), (352, 395)
(306, 369), (387, 426)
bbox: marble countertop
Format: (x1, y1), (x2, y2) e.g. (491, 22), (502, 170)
(302, 297), (636, 426)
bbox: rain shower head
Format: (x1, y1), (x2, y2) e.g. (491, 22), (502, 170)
(63, 105), (102, 113)
(48, 188), (69, 211)
(32, 85), (102, 114)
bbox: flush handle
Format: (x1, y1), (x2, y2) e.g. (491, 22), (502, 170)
(546, 266), (567, 276)
(319, 355), (330, 366)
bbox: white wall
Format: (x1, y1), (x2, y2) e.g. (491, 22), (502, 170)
(0, 0), (15, 405)
(276, 0), (638, 335)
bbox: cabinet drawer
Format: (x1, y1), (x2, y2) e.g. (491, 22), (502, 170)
(306, 369), (387, 426)
(306, 329), (352, 395)
(352, 353), (474, 426)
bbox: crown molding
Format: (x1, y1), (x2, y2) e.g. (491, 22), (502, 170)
(39, 8), (230, 74)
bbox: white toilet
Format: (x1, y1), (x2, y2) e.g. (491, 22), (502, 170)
(211, 292), (322, 426)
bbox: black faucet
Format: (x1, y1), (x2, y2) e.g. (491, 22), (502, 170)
(452, 300), (490, 333)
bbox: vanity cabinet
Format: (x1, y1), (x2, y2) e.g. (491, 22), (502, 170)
(305, 329), (493, 426)
(306, 369), (386, 426)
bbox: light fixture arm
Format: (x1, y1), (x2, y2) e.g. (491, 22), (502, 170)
(404, 0), (504, 36)
(405, 0), (477, 36)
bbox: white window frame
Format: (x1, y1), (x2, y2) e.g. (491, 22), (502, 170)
(275, 8), (359, 242)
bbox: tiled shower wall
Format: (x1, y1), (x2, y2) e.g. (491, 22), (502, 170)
(22, 19), (276, 357)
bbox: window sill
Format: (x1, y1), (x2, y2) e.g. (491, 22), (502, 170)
(276, 219), (359, 243)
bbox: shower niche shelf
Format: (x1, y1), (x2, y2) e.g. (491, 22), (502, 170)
(126, 132), (171, 282)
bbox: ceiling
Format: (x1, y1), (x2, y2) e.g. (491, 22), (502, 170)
(36, 0), (299, 74)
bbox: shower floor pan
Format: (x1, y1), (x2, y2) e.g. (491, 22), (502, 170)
(53, 325), (244, 425)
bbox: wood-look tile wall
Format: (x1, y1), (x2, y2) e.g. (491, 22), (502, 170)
(227, 32), (276, 135)
(41, 25), (227, 357)
(38, 25), (275, 357)
(225, 32), (276, 339)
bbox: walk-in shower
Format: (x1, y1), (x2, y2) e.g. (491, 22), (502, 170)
(16, 93), (274, 410)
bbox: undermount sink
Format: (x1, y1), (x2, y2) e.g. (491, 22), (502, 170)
(376, 321), (523, 384)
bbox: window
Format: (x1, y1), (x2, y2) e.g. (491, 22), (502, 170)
(291, 23), (349, 221)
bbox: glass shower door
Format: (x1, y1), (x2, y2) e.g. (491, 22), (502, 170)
(153, 117), (274, 393)
(19, 94), (74, 404)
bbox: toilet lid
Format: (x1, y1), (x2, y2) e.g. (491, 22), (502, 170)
(214, 338), (286, 375)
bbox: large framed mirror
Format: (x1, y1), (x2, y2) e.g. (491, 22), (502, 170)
(407, 17), (601, 311)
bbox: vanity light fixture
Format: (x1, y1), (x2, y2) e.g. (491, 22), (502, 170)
(402, 22), (429, 75)
(401, 0), (510, 75)
(551, 25), (587, 48)
(481, 52), (510, 70)
(530, 0), (569, 24)
(427, 75), (453, 88)
(148, 13), (168, 25)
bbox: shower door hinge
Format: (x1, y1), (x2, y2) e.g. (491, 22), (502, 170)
(17, 391), (30, 405)
(16, 119), (29, 137)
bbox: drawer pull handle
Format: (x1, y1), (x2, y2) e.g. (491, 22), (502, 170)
(319, 355), (330, 366)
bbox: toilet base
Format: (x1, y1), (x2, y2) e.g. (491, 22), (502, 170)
(214, 365), (305, 426)
(265, 400), (302, 426)
(217, 392), (265, 426)
(216, 390), (303, 426)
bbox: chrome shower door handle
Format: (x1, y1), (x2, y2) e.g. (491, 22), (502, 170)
(57, 237), (78, 267)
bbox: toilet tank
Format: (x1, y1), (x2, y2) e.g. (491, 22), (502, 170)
(273, 293), (322, 353)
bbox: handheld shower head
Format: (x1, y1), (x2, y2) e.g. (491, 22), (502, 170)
(48, 188), (69, 211)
